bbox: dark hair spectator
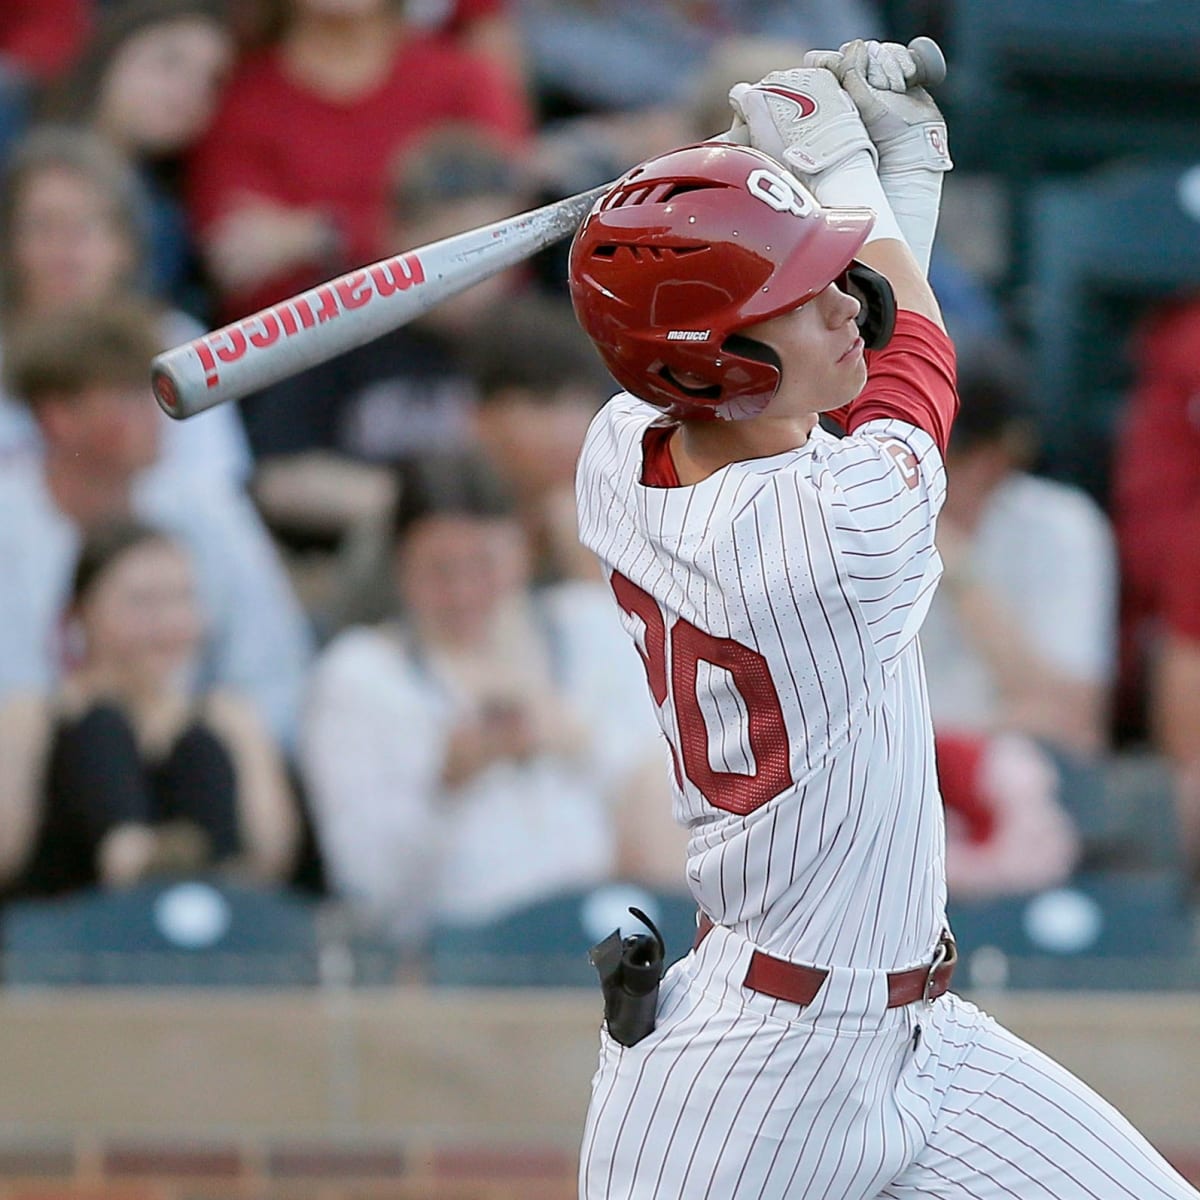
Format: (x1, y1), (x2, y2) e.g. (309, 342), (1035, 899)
(0, 296), (313, 748)
(466, 293), (613, 582)
(0, 124), (251, 485)
(300, 447), (673, 949)
(0, 517), (297, 896)
(45, 0), (235, 316)
(924, 336), (1119, 759)
(4, 292), (161, 402)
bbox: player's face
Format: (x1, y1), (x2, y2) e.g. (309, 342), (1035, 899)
(741, 280), (867, 416)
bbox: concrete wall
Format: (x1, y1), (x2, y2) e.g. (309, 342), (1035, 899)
(0, 987), (1195, 1199)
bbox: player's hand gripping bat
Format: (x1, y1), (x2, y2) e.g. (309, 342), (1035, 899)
(150, 39), (946, 420)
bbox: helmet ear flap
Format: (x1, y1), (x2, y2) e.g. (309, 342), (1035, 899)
(721, 333), (782, 376)
(842, 262), (897, 350)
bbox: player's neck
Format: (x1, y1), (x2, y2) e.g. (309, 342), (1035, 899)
(672, 413), (819, 483)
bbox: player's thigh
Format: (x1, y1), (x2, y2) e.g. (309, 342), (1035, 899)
(879, 998), (1198, 1200)
(580, 971), (921, 1200)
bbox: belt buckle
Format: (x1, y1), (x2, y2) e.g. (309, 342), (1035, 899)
(922, 936), (951, 1004)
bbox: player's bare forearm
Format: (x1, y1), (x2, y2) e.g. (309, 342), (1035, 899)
(856, 239), (944, 330)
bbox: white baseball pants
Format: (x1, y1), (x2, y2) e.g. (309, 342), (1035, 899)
(579, 922), (1198, 1199)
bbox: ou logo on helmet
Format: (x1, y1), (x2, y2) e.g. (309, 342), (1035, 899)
(747, 167), (817, 218)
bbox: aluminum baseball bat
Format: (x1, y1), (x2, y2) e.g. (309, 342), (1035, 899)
(151, 36), (945, 419)
(150, 183), (609, 418)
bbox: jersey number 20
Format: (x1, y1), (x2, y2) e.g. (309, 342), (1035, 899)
(611, 571), (793, 816)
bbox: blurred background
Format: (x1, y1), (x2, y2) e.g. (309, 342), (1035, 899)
(0, 1), (1197, 1197)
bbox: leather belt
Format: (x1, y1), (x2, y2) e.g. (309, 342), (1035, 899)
(693, 915), (956, 1010)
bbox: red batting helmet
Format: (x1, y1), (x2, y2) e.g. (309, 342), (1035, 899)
(569, 141), (891, 420)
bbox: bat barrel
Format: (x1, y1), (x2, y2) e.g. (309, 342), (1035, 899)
(151, 184), (608, 419)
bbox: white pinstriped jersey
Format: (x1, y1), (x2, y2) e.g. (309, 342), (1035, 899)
(577, 397), (948, 973)
(575, 314), (1200, 1200)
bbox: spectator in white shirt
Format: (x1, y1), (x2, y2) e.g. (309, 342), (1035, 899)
(0, 297), (313, 747)
(300, 450), (671, 950)
(924, 341), (1119, 757)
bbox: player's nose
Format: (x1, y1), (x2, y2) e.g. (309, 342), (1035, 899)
(820, 281), (861, 327)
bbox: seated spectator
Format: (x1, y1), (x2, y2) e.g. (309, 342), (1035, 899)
(920, 341), (1119, 897)
(0, 520), (297, 896)
(0, 297), (313, 747)
(0, 124), (250, 486)
(466, 293), (614, 584)
(245, 125), (534, 621)
(925, 340), (1119, 757)
(45, 0), (235, 320)
(300, 451), (673, 950)
(0, 0), (91, 165)
(186, 0), (531, 322)
(1113, 295), (1200, 871)
(321, 289), (610, 631)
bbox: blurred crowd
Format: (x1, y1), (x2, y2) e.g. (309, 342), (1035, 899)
(0, 0), (1196, 976)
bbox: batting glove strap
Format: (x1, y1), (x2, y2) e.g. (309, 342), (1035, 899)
(728, 67), (877, 177)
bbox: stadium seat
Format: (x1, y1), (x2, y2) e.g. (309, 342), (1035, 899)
(428, 883), (699, 988)
(948, 869), (1199, 991)
(1022, 158), (1200, 498)
(0, 878), (325, 987)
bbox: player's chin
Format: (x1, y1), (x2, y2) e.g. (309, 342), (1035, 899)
(825, 352), (867, 408)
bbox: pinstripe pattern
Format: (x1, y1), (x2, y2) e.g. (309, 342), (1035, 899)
(574, 388), (1198, 1199)
(577, 394), (946, 971)
(580, 930), (1197, 1198)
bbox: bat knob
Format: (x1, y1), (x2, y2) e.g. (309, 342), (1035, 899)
(907, 36), (947, 88)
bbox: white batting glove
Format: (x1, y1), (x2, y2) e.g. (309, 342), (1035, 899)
(802, 40), (951, 275)
(806, 39), (921, 93)
(834, 41), (952, 174)
(728, 68), (907, 247)
(727, 67), (876, 177)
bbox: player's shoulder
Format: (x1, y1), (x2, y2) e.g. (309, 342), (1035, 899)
(817, 417), (943, 489)
(579, 391), (660, 468)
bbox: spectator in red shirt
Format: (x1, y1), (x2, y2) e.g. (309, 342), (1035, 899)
(186, 0), (532, 321)
(0, 0), (93, 166)
(1113, 295), (1200, 871)
(0, 0), (92, 85)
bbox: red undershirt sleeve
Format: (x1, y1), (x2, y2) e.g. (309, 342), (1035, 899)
(836, 311), (959, 456)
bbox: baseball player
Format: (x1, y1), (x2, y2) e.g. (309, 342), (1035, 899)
(568, 41), (1200, 1200)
